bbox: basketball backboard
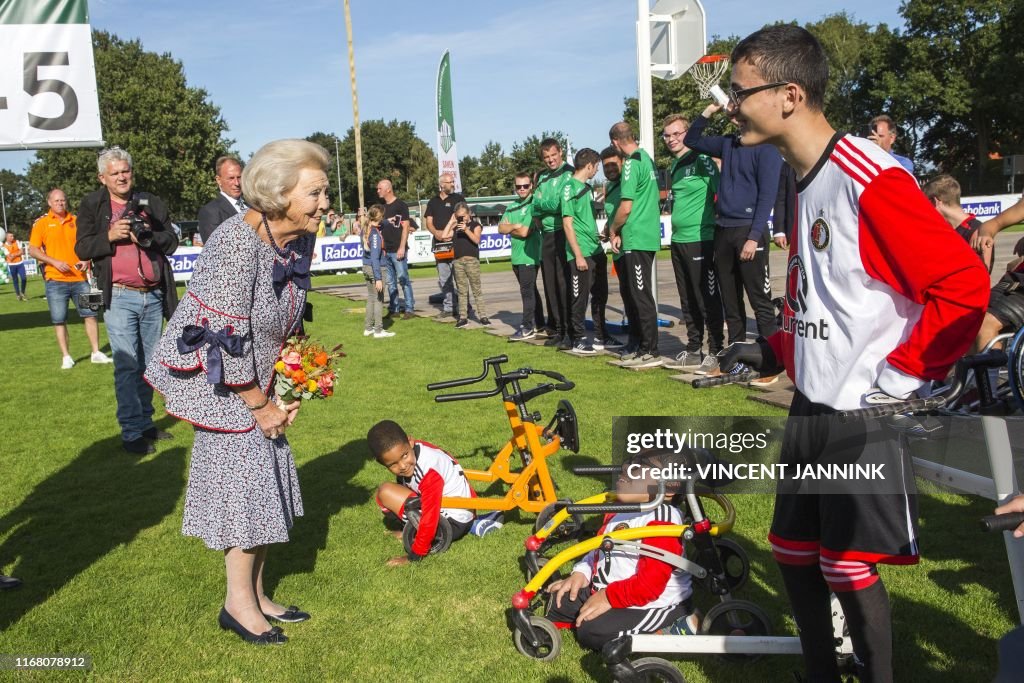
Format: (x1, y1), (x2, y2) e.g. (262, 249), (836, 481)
(648, 0), (707, 80)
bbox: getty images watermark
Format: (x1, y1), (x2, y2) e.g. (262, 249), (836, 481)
(609, 416), (950, 495)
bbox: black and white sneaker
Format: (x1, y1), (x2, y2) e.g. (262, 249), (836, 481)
(570, 341), (596, 355)
(455, 318), (469, 329)
(510, 327), (536, 342)
(593, 335), (625, 351)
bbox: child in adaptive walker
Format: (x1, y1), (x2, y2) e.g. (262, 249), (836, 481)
(368, 419), (476, 566)
(544, 451), (700, 664)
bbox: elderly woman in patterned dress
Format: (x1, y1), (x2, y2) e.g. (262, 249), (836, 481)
(145, 139), (329, 645)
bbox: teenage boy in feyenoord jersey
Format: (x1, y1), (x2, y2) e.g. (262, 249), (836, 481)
(533, 139), (575, 347)
(607, 121), (664, 369)
(600, 147), (634, 354)
(661, 114), (725, 373)
(560, 148), (609, 355)
(498, 171), (545, 340)
(717, 25), (989, 682)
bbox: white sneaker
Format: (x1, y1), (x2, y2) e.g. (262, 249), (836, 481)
(363, 329), (374, 337)
(91, 351), (113, 364)
(373, 330), (395, 338)
(61, 355), (75, 369)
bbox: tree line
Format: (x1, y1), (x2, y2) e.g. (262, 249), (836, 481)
(3, 1), (1018, 238)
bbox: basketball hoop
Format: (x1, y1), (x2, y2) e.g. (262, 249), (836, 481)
(688, 54), (729, 107)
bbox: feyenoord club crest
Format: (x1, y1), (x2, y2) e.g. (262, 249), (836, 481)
(810, 217), (830, 251)
(613, 523), (629, 532)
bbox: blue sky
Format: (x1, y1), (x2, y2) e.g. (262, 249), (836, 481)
(0, 0), (904, 174)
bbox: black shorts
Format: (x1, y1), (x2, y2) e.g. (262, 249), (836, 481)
(988, 273), (1024, 331)
(448, 515), (473, 542)
(545, 589), (691, 652)
(769, 391), (919, 566)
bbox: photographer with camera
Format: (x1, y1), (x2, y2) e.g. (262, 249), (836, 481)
(75, 147), (179, 455)
(29, 188), (112, 370)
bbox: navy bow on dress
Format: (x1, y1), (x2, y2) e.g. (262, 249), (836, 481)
(272, 256), (311, 297)
(177, 321), (246, 384)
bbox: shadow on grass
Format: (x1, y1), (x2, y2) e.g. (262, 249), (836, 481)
(262, 439), (371, 594)
(2, 308), (73, 331)
(0, 432), (187, 630)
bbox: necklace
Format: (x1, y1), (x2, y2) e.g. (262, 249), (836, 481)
(262, 214), (292, 260)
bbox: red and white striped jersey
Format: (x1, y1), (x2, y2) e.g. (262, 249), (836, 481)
(572, 504), (692, 610)
(399, 441), (475, 557)
(765, 134), (988, 410)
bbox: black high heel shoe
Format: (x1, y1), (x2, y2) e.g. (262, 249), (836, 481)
(218, 608), (287, 645)
(264, 605), (311, 623)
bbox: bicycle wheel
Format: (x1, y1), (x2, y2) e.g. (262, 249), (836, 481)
(1008, 325), (1024, 412)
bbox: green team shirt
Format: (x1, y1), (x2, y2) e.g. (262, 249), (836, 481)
(560, 177), (601, 260)
(669, 151), (718, 243)
(619, 148), (661, 251)
(533, 162), (574, 232)
(603, 180), (623, 262)
(500, 196), (541, 266)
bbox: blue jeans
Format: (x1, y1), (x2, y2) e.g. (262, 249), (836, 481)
(384, 253), (414, 313)
(9, 264), (26, 297)
(105, 287), (164, 442)
(44, 279), (96, 323)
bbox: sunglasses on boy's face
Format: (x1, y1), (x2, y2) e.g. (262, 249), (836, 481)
(515, 183), (531, 190)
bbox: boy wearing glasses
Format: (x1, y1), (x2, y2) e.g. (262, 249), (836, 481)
(716, 25), (988, 682)
(661, 114), (725, 374)
(498, 172), (545, 340)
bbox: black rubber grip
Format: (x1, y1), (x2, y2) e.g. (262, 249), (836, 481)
(836, 396), (947, 422)
(691, 371), (758, 388)
(566, 503), (642, 514)
(572, 466), (622, 475)
(434, 390), (498, 402)
(980, 512), (1024, 532)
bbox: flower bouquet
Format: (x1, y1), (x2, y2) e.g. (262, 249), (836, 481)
(273, 335), (345, 403)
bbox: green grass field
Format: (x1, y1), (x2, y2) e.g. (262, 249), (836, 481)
(0, 274), (1017, 682)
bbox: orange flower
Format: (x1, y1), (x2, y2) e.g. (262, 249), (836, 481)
(292, 370), (307, 384)
(314, 351), (328, 366)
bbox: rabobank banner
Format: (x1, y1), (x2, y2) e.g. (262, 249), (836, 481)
(962, 193), (1019, 221)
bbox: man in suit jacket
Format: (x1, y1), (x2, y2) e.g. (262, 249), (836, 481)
(197, 156), (246, 243)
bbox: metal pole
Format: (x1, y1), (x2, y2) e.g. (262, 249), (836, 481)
(343, 0), (364, 209)
(636, 0), (655, 158)
(0, 184), (8, 234)
(333, 136), (344, 214)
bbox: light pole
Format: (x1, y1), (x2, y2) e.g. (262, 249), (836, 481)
(475, 186), (489, 197)
(333, 136), (343, 213)
(0, 184), (8, 235)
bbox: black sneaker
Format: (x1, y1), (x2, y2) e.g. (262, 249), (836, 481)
(535, 328), (557, 339)
(479, 317), (491, 325)
(544, 335), (563, 347)
(570, 341), (596, 355)
(593, 336), (624, 351)
(143, 427), (173, 441)
(510, 327), (536, 342)
(455, 318), (469, 329)
(123, 437), (155, 455)
(556, 336), (573, 351)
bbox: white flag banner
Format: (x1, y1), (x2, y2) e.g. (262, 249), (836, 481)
(0, 0), (103, 149)
(435, 50), (462, 193)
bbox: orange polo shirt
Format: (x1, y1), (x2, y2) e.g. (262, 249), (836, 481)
(29, 209), (85, 282)
(3, 240), (23, 264)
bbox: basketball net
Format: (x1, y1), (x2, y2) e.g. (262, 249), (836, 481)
(688, 55), (729, 107)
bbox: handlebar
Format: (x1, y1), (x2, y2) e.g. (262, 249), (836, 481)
(425, 355), (508, 391)
(692, 370), (759, 389)
(980, 512), (1024, 533)
(572, 466), (622, 476)
(837, 349), (1009, 421)
(428, 357), (574, 403)
(566, 480), (666, 515)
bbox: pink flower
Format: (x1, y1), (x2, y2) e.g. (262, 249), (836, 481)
(317, 374), (334, 392)
(283, 351), (301, 366)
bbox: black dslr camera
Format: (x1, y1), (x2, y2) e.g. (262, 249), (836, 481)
(77, 289), (104, 312)
(125, 196), (153, 248)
